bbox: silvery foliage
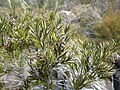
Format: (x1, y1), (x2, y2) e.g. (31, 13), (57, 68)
(72, 4), (102, 38)
(59, 4), (102, 37)
(90, 0), (109, 12)
(59, 0), (117, 37)
(71, 4), (102, 29)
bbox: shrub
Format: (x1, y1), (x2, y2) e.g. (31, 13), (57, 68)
(0, 0), (119, 90)
(94, 11), (120, 41)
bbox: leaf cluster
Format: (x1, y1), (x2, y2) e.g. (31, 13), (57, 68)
(0, 0), (119, 90)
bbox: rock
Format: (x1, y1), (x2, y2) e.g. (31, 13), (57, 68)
(59, 10), (77, 25)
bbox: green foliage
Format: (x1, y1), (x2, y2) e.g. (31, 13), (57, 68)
(24, 12), (71, 89)
(67, 39), (118, 89)
(0, 0), (119, 90)
(0, 1), (71, 89)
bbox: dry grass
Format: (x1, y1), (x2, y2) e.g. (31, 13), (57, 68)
(94, 10), (120, 40)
